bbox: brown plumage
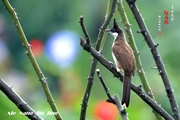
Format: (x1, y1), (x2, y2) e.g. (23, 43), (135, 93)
(107, 19), (135, 107)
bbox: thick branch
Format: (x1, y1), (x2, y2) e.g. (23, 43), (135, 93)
(80, 38), (173, 120)
(2, 1), (62, 120)
(0, 79), (43, 120)
(125, 1), (179, 119)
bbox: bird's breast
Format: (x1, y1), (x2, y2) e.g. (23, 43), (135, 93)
(112, 52), (121, 72)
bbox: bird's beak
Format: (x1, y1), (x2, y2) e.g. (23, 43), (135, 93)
(105, 29), (111, 32)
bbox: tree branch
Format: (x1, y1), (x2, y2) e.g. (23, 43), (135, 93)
(96, 69), (116, 104)
(96, 69), (129, 120)
(79, 16), (91, 45)
(113, 95), (129, 120)
(0, 78), (43, 120)
(79, 0), (117, 119)
(80, 37), (173, 120)
(2, 0), (62, 120)
(125, 0), (179, 119)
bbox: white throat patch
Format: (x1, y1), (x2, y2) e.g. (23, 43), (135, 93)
(110, 32), (118, 39)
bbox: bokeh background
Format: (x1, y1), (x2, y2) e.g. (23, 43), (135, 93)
(0, 0), (180, 120)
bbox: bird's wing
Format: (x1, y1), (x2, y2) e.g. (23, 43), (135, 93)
(112, 45), (134, 75)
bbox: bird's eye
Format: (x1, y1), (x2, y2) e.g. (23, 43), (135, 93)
(111, 29), (115, 32)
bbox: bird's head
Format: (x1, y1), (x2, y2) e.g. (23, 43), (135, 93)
(106, 19), (122, 39)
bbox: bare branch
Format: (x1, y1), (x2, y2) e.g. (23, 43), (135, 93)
(0, 78), (43, 120)
(96, 69), (129, 120)
(79, 16), (91, 45)
(96, 69), (115, 103)
(113, 95), (129, 120)
(125, 0), (179, 119)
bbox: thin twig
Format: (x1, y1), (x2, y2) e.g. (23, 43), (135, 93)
(0, 78), (43, 120)
(96, 0), (117, 50)
(116, 1), (163, 119)
(125, 0), (179, 119)
(79, 0), (117, 119)
(79, 16), (91, 45)
(79, 17), (93, 120)
(96, 69), (115, 103)
(96, 69), (129, 120)
(80, 37), (173, 120)
(2, 1), (62, 120)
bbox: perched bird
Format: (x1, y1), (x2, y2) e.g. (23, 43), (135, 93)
(106, 19), (136, 107)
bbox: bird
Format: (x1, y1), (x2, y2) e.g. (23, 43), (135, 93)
(106, 19), (136, 108)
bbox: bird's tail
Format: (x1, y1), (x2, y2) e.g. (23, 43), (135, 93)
(122, 75), (131, 108)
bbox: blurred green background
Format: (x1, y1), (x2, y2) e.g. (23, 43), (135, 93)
(0, 0), (180, 120)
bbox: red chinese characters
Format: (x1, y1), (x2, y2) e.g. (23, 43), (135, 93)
(164, 10), (169, 25)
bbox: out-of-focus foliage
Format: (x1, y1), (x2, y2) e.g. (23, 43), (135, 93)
(0, 0), (179, 119)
